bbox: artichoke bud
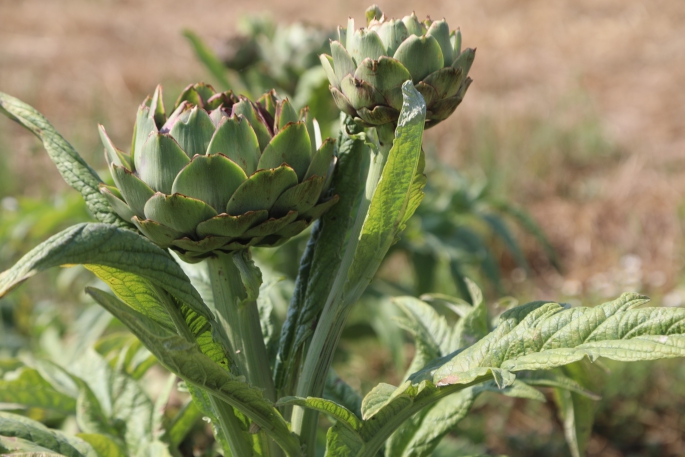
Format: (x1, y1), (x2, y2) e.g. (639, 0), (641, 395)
(99, 83), (339, 262)
(322, 5), (475, 129)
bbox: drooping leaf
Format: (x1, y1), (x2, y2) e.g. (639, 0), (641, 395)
(428, 293), (685, 386)
(0, 223), (211, 321)
(86, 288), (301, 456)
(342, 81), (426, 302)
(0, 92), (123, 226)
(552, 362), (599, 457)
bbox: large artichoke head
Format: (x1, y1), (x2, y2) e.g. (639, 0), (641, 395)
(320, 5), (475, 129)
(99, 83), (338, 262)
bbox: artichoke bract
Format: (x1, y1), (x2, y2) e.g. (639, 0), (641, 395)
(99, 83), (338, 261)
(320, 5), (475, 129)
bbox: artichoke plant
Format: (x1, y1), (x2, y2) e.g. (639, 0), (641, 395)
(320, 5), (475, 128)
(98, 83), (338, 262)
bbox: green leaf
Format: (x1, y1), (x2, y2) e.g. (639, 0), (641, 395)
(185, 385), (235, 455)
(152, 374), (176, 440)
(0, 439), (65, 456)
(94, 333), (156, 380)
(451, 279), (489, 350)
(479, 213), (530, 273)
(552, 363), (598, 457)
(76, 433), (127, 457)
(0, 367), (76, 414)
(392, 296), (450, 378)
(0, 412), (96, 457)
(67, 350), (154, 454)
(274, 116), (367, 392)
(0, 92), (123, 226)
(85, 288), (301, 456)
(385, 387), (477, 457)
(521, 370), (600, 400)
(324, 371), (363, 418)
(182, 30), (233, 91)
(85, 265), (175, 331)
(76, 383), (118, 437)
(430, 293), (685, 387)
(167, 398), (202, 448)
(0, 223), (212, 322)
(277, 397), (363, 434)
(324, 376), (502, 457)
(343, 81), (426, 301)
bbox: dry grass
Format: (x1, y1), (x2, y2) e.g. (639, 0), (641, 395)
(1, 0), (685, 295)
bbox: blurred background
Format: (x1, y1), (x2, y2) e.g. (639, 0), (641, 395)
(1, 0), (685, 456)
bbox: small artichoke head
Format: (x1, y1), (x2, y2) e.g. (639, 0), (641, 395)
(321, 4), (475, 128)
(99, 83), (338, 262)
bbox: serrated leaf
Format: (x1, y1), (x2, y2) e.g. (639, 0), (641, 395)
(85, 266), (175, 331)
(185, 385), (235, 456)
(430, 293), (685, 388)
(0, 92), (123, 227)
(0, 367), (76, 414)
(0, 223), (211, 322)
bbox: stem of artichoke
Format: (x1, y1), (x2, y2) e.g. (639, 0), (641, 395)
(206, 252), (275, 401)
(291, 123), (395, 455)
(153, 283), (259, 456)
(208, 396), (256, 457)
(205, 251), (280, 456)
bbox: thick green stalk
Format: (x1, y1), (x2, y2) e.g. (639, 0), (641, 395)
(205, 252), (279, 456)
(208, 397), (255, 457)
(292, 124), (395, 455)
(154, 284), (256, 457)
(205, 252), (275, 400)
